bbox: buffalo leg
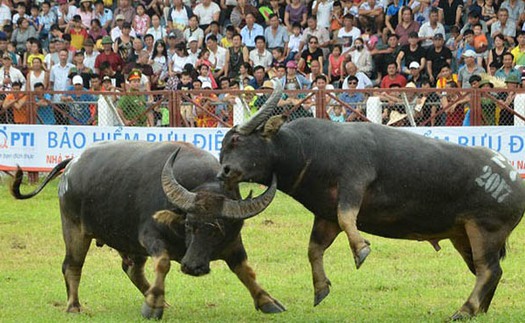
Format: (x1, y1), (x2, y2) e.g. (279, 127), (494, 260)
(224, 245), (285, 313)
(337, 205), (371, 269)
(120, 253), (150, 295)
(141, 250), (170, 320)
(451, 220), (506, 320)
(308, 216), (341, 306)
(450, 235), (476, 275)
(61, 218), (91, 313)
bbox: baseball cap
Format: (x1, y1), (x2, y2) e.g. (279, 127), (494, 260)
(462, 49), (477, 58)
(433, 33), (444, 40)
(115, 14), (125, 21)
(409, 62), (420, 69)
(72, 75), (83, 85)
(102, 75), (112, 82)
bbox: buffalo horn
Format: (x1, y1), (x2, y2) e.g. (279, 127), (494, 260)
(237, 81), (283, 135)
(221, 174), (277, 219)
(161, 148), (197, 212)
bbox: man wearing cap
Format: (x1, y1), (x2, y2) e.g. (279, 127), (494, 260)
(112, 0), (135, 27)
(57, 0), (78, 30)
(458, 49), (485, 88)
(187, 36), (200, 64)
(83, 38), (99, 71)
(117, 69), (153, 127)
(62, 74), (95, 125)
(94, 36), (124, 74)
(94, 0), (112, 31)
(0, 53), (26, 91)
(426, 33), (452, 84)
(418, 8), (445, 48)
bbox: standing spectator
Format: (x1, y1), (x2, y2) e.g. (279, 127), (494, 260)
(491, 8), (517, 47)
(240, 12), (263, 50)
(167, 0), (191, 31)
(184, 15), (204, 49)
(62, 74), (95, 125)
(0, 53), (26, 90)
(146, 14), (167, 42)
(249, 35), (272, 71)
(117, 70), (153, 126)
(2, 81), (27, 124)
(426, 33), (452, 84)
(264, 14), (288, 51)
(111, 14), (137, 42)
(312, 0), (334, 30)
(27, 57), (48, 90)
(34, 82), (56, 124)
(50, 49), (75, 123)
(11, 17), (37, 53)
(114, 22), (134, 62)
(299, 35), (324, 74)
(224, 33), (249, 78)
(336, 13), (361, 55)
(418, 7), (445, 48)
(380, 61), (407, 88)
(89, 19), (107, 41)
(207, 34), (227, 80)
(284, 0), (308, 31)
(113, 0), (135, 26)
(66, 15), (88, 51)
(193, 0), (221, 32)
(78, 0), (95, 29)
(0, 0), (11, 27)
(133, 4), (150, 38)
(457, 49), (485, 88)
(95, 36), (124, 74)
(395, 7), (420, 46)
(83, 38), (99, 71)
(94, 0), (112, 31)
(495, 52), (521, 79)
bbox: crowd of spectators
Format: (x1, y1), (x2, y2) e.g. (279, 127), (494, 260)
(0, 0), (524, 126)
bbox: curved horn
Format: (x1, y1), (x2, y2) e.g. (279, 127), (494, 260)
(161, 148), (197, 212)
(221, 174), (277, 219)
(237, 80), (283, 135)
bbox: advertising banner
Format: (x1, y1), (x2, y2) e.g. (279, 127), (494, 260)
(0, 125), (524, 176)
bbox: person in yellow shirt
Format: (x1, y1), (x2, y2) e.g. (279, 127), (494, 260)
(220, 25), (234, 49)
(436, 63), (458, 89)
(510, 31), (525, 66)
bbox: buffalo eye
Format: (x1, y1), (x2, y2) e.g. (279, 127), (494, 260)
(231, 134), (240, 147)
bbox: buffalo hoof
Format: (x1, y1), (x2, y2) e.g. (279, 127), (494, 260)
(449, 310), (472, 321)
(141, 302), (164, 320)
(259, 299), (286, 313)
(314, 286), (330, 306)
(355, 245), (371, 270)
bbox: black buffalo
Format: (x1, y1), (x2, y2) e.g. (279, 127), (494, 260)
(11, 141), (284, 319)
(218, 84), (525, 319)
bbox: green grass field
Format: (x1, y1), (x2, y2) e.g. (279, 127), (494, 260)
(1, 176), (524, 322)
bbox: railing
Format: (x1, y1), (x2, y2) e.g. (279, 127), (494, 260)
(2, 88), (525, 127)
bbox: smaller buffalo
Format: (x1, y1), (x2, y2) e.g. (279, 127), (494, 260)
(11, 141), (283, 319)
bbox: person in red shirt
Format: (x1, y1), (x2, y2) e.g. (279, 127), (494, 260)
(94, 36), (124, 74)
(380, 61), (407, 88)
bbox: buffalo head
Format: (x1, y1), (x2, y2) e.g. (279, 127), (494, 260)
(219, 81), (286, 190)
(161, 149), (277, 276)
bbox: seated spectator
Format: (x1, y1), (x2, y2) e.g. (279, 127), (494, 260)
(34, 82), (56, 125)
(94, 0), (112, 31)
(89, 19), (108, 42)
(327, 104), (346, 122)
(380, 61), (407, 88)
(371, 33), (400, 82)
(461, 10), (488, 36)
(249, 35), (272, 72)
(436, 63), (458, 88)
(2, 81), (27, 124)
(224, 33), (249, 79)
(133, 4), (150, 38)
(358, 0), (385, 32)
(205, 21), (223, 43)
(206, 35), (227, 80)
(339, 75), (366, 120)
(441, 80), (469, 126)
(510, 31), (525, 66)
(395, 7), (420, 47)
(284, 0), (308, 32)
(336, 13), (361, 55)
(248, 65), (267, 89)
(426, 33), (453, 84)
(396, 31), (425, 75)
(184, 15), (204, 49)
(491, 8), (516, 47)
(418, 7), (445, 48)
(280, 59), (310, 90)
(438, 0), (463, 32)
(298, 35), (323, 75)
(193, 0), (221, 33)
(406, 62), (427, 87)
(146, 14), (167, 42)
(240, 12), (264, 50)
(495, 52), (521, 80)
(12, 17), (37, 54)
(287, 22), (302, 61)
(328, 44), (345, 85)
(264, 14), (288, 51)
(300, 15), (330, 55)
(166, 0), (191, 32)
(342, 61), (373, 89)
(230, 0), (261, 31)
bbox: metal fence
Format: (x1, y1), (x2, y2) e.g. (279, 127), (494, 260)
(2, 88), (525, 127)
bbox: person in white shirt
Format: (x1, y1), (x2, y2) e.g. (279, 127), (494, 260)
(111, 14), (137, 42)
(0, 53), (26, 90)
(0, 0), (11, 26)
(418, 7), (445, 48)
(249, 35), (273, 71)
(206, 34), (227, 79)
(193, 0), (221, 32)
(312, 0), (334, 30)
(82, 38), (99, 71)
(336, 13), (361, 55)
(146, 14), (167, 42)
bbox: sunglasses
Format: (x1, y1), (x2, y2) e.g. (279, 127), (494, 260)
(348, 81), (358, 85)
(309, 41), (318, 44)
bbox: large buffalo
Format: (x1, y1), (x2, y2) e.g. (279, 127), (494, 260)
(218, 84), (525, 319)
(11, 141), (284, 319)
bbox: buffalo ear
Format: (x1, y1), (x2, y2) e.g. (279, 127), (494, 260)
(153, 210), (185, 226)
(262, 115), (287, 138)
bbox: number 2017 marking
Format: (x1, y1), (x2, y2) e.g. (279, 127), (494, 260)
(475, 166), (512, 203)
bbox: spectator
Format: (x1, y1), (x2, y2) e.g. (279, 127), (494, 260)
(349, 38), (373, 78)
(380, 61), (407, 88)
(358, 0), (385, 32)
(406, 62), (426, 87)
(371, 33), (400, 82)
(487, 34), (507, 70)
(207, 34), (227, 80)
(133, 4), (150, 38)
(94, 0), (112, 31)
(264, 13), (288, 51)
(11, 17), (37, 53)
(2, 81), (27, 124)
(184, 15), (204, 49)
(117, 69), (154, 126)
(495, 52), (521, 79)
(327, 104), (346, 122)
(78, 0), (95, 29)
(501, 73), (521, 125)
(312, 0), (333, 30)
(177, 70), (195, 126)
(328, 44), (345, 85)
(300, 15), (330, 54)
(205, 21), (223, 43)
(299, 35), (323, 75)
(66, 15), (88, 51)
(193, 0), (221, 32)
(50, 49), (75, 122)
(287, 22), (302, 60)
(336, 13), (361, 55)
(170, 42), (192, 75)
(395, 7), (420, 47)
(284, 0), (308, 31)
(500, 0), (525, 26)
(143, 33), (155, 57)
(418, 7), (445, 48)
(435, 63), (458, 88)
(95, 36), (124, 74)
(482, 0), (497, 26)
(339, 75), (365, 120)
(62, 74), (94, 125)
(99, 61), (125, 89)
(385, 0), (407, 34)
(230, 0), (261, 31)
(33, 82), (56, 124)
(457, 49), (485, 88)
(461, 10), (488, 36)
(111, 14), (137, 42)
(510, 31), (525, 66)
(491, 8), (516, 47)
(146, 14), (167, 42)
(396, 31), (425, 75)
(57, 0), (78, 30)
(0, 52), (26, 90)
(240, 12), (263, 50)
(27, 57), (48, 90)
(70, 50), (93, 88)
(149, 40), (169, 88)
(39, 2), (57, 43)
(0, 0), (11, 26)
(426, 33), (452, 84)
(221, 25), (235, 48)
(249, 35), (272, 71)
(280, 59), (310, 90)
(224, 33), (249, 78)
(247, 64), (267, 89)
(342, 61), (373, 89)
(113, 0), (135, 26)
(83, 38), (99, 71)
(438, 0), (463, 32)
(89, 18), (108, 41)
(167, 0), (191, 31)
(304, 59), (324, 85)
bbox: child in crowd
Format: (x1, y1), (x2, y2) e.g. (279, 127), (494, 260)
(327, 104), (346, 123)
(220, 25), (234, 48)
(177, 71), (195, 127)
(328, 44), (344, 86)
(287, 22), (302, 61)
(133, 4), (150, 38)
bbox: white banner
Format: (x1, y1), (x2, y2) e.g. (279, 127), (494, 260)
(0, 125), (524, 176)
